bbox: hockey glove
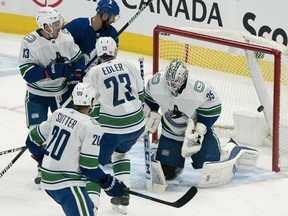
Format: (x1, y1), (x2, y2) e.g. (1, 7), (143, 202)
(143, 103), (151, 119)
(67, 69), (85, 81)
(99, 174), (127, 197)
(31, 154), (44, 166)
(181, 119), (207, 158)
(141, 111), (161, 137)
(66, 70), (84, 95)
(45, 62), (74, 80)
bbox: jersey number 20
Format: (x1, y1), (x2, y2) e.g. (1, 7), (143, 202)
(46, 126), (70, 161)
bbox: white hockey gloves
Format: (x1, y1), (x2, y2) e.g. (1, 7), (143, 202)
(181, 119), (207, 158)
(142, 104), (161, 136)
(144, 112), (161, 134)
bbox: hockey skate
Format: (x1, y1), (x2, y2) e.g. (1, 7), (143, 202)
(111, 193), (130, 214)
(34, 168), (41, 185)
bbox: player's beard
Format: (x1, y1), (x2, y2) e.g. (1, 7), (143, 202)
(101, 20), (111, 30)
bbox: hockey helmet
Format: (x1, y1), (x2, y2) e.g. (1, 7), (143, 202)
(36, 6), (63, 29)
(164, 60), (189, 96)
(72, 83), (95, 106)
(96, 0), (120, 17)
(96, 37), (117, 57)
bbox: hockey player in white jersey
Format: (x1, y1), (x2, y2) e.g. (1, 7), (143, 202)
(144, 60), (258, 188)
(83, 37), (145, 214)
(18, 6), (85, 184)
(19, 6), (85, 129)
(25, 83), (128, 216)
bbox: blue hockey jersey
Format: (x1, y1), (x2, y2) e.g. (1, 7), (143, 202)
(63, 17), (119, 70)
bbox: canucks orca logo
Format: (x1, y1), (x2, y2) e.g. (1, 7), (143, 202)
(50, 52), (70, 64)
(164, 105), (188, 128)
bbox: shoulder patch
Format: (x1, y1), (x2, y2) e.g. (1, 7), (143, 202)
(194, 80), (205, 93)
(23, 34), (36, 43)
(151, 72), (161, 85)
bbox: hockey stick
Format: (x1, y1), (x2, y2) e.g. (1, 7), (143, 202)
(124, 186), (198, 208)
(139, 57), (153, 191)
(0, 146), (27, 178)
(139, 57), (166, 193)
(144, 133), (153, 191)
(85, 0), (153, 69)
(0, 146), (26, 156)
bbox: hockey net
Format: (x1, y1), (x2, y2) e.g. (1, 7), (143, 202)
(153, 25), (288, 172)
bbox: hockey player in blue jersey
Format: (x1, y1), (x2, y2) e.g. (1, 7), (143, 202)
(63, 0), (120, 71)
(143, 60), (259, 188)
(18, 6), (85, 184)
(25, 83), (127, 216)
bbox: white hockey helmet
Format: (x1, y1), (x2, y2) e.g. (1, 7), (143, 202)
(72, 83), (95, 106)
(164, 60), (189, 96)
(36, 6), (63, 29)
(96, 36), (117, 57)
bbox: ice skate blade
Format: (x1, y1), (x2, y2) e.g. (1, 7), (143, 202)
(112, 204), (127, 215)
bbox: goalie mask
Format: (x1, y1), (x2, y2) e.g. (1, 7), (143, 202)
(164, 60), (189, 96)
(72, 83), (95, 107)
(96, 36), (117, 57)
(36, 7), (64, 30)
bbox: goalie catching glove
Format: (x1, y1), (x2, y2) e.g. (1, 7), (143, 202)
(181, 119), (207, 158)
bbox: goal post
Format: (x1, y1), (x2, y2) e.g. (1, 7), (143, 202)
(152, 25), (288, 172)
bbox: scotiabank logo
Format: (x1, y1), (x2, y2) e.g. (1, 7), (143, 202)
(243, 12), (288, 46)
(32, 0), (63, 7)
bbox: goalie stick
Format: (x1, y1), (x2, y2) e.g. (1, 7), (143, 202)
(0, 146), (27, 178)
(139, 57), (153, 191)
(139, 57), (167, 193)
(0, 146), (26, 156)
(61, 0), (153, 108)
(123, 186), (198, 208)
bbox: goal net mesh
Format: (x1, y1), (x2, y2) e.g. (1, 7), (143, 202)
(153, 25), (288, 172)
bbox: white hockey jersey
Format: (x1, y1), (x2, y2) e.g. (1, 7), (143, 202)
(83, 59), (145, 134)
(29, 108), (103, 190)
(18, 29), (83, 97)
(145, 72), (222, 141)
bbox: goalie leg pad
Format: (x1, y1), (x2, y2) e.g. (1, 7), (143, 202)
(230, 146), (259, 172)
(151, 160), (167, 193)
(198, 149), (245, 188)
(148, 148), (168, 193)
(221, 138), (258, 172)
(198, 158), (237, 188)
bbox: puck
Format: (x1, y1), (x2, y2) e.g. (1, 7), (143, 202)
(257, 105), (264, 112)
